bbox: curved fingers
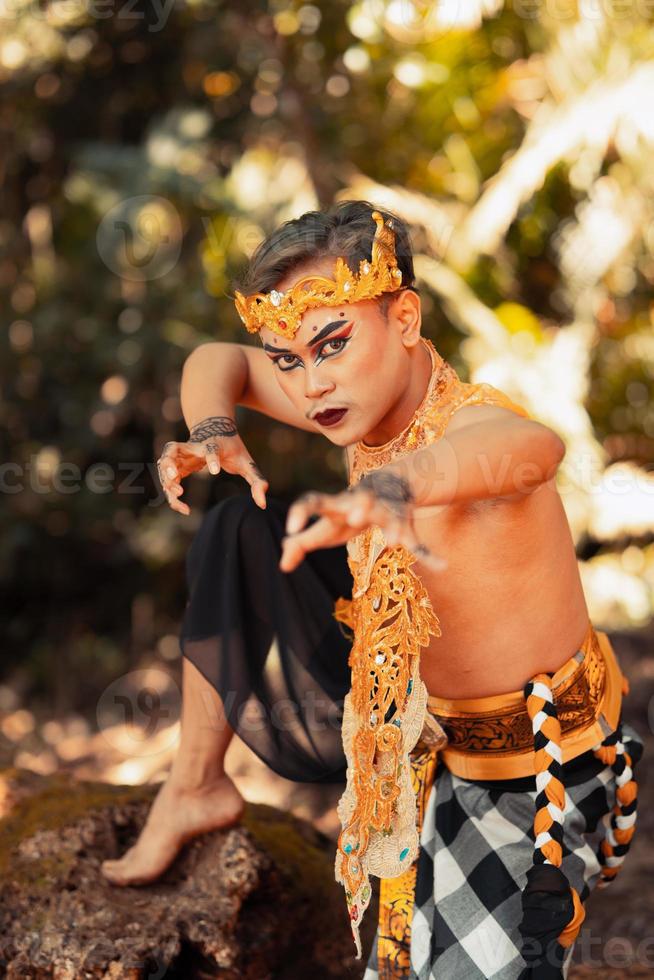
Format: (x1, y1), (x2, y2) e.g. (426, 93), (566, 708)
(279, 514), (350, 572)
(285, 487), (377, 534)
(236, 456), (269, 509)
(156, 441), (192, 514)
(203, 440), (221, 476)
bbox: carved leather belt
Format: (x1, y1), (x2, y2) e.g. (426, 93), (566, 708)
(415, 621), (626, 780)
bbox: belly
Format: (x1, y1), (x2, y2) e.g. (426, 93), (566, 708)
(416, 595), (590, 698)
(408, 484), (590, 698)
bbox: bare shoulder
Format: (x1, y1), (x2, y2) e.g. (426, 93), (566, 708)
(444, 402), (530, 434)
(443, 401), (553, 514)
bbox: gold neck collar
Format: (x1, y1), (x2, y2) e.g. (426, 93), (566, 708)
(351, 337), (450, 474)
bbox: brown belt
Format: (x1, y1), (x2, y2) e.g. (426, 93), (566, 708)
(416, 621), (625, 780)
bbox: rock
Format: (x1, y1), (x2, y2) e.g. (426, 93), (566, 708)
(0, 768), (377, 979)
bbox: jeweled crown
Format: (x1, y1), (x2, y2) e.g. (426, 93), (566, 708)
(233, 210), (405, 339)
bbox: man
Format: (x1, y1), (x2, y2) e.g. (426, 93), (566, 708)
(103, 201), (641, 979)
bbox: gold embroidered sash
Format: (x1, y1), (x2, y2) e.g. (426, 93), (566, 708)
(332, 336), (532, 958)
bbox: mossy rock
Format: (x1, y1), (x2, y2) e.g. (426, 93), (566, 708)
(0, 768), (377, 979)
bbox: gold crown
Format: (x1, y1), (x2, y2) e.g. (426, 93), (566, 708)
(233, 210), (405, 339)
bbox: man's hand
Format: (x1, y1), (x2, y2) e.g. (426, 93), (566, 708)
(156, 415), (269, 516)
(279, 471), (448, 573)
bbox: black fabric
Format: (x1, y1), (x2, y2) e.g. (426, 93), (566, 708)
(518, 865), (573, 978)
(179, 493), (354, 784)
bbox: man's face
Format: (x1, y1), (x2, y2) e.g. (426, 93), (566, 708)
(258, 259), (417, 447)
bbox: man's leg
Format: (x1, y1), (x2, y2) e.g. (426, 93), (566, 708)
(101, 491), (353, 885)
(101, 655), (245, 886)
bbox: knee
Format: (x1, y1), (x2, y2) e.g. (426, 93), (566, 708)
(187, 493), (285, 584)
(212, 492), (261, 522)
(209, 492), (286, 547)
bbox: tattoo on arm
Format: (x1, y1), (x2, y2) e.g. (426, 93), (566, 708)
(189, 416), (238, 443)
(356, 471), (415, 514)
(356, 470), (432, 557)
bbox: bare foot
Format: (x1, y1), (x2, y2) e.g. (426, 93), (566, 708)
(101, 772), (245, 886)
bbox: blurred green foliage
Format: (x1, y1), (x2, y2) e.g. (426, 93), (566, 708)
(1, 0), (652, 715)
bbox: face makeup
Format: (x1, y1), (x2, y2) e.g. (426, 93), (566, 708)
(314, 408), (348, 426)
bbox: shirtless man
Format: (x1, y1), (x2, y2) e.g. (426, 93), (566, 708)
(103, 201), (642, 980)
(100, 251), (577, 887)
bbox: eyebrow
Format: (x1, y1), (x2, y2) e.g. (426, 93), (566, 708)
(261, 319), (349, 354)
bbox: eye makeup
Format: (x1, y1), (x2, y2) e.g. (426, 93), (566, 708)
(268, 320), (355, 372)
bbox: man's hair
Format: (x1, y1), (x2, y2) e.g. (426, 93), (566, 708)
(232, 199), (418, 320)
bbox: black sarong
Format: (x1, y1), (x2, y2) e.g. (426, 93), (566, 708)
(179, 493), (353, 783)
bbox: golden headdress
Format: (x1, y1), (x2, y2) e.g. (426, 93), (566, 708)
(233, 210), (405, 339)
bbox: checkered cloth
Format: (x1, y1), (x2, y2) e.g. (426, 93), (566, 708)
(363, 719), (644, 980)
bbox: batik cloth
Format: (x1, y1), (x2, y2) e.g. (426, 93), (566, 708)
(362, 721), (643, 980)
(361, 620), (644, 980)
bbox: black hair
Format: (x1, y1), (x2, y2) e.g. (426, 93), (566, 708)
(232, 199), (419, 320)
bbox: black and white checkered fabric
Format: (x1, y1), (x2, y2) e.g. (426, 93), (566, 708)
(363, 720), (644, 980)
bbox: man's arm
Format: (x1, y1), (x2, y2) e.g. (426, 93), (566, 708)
(180, 342), (247, 432)
(373, 404), (565, 508)
(169, 342), (336, 515)
(278, 404), (564, 571)
(181, 342), (321, 434)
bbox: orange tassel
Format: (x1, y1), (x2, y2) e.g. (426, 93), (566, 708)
(558, 887), (586, 947)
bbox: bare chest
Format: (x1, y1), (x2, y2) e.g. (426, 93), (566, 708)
(405, 480), (590, 697)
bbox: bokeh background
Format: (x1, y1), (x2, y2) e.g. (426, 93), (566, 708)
(1, 0), (653, 970)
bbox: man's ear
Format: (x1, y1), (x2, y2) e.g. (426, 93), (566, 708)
(391, 288), (422, 346)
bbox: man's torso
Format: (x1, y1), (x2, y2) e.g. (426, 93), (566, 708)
(345, 436), (589, 701)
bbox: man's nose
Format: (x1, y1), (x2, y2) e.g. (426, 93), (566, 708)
(304, 364), (334, 400)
